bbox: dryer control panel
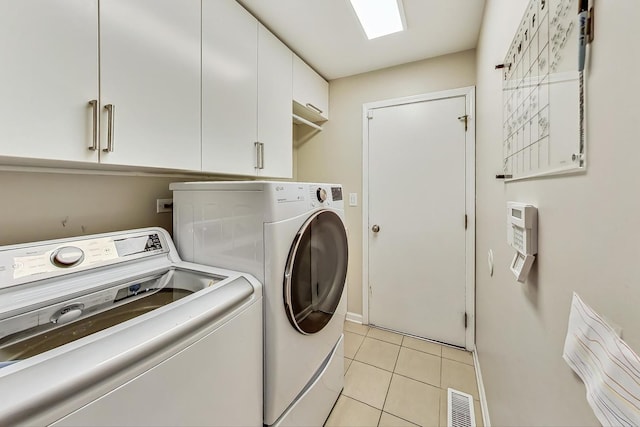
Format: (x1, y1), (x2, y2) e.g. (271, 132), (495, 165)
(331, 186), (343, 202)
(273, 184), (306, 204)
(309, 185), (343, 208)
(271, 183), (343, 209)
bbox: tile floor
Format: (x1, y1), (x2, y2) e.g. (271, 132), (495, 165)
(325, 321), (483, 427)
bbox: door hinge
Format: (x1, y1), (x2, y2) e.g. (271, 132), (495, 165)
(464, 312), (468, 329)
(587, 6), (595, 44)
(458, 114), (468, 132)
(367, 110), (373, 120)
(464, 214), (468, 230)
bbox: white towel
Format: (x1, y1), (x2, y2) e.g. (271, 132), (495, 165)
(563, 293), (640, 426)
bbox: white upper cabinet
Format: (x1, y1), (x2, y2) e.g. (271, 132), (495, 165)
(99, 0), (201, 170)
(0, 1), (99, 163)
(0, 0), (200, 171)
(293, 55), (329, 122)
(0, 0), (295, 177)
(202, 0), (258, 176)
(257, 24), (293, 179)
(202, 1), (293, 178)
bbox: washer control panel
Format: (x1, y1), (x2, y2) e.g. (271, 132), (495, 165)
(51, 246), (85, 268)
(0, 230), (170, 290)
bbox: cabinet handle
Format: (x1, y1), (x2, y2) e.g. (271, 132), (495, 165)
(103, 104), (115, 153)
(255, 142), (260, 169)
(306, 103), (323, 115)
(88, 100), (98, 151)
(255, 142), (264, 170)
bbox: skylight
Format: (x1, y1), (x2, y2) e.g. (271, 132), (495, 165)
(349, 0), (406, 40)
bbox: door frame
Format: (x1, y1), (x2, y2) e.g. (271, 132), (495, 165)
(361, 86), (476, 350)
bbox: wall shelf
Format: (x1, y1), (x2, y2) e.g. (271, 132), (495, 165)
(292, 113), (323, 131)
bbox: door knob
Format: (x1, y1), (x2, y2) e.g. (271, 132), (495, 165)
(371, 225), (380, 233)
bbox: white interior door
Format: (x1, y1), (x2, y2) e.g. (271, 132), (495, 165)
(366, 91), (472, 348)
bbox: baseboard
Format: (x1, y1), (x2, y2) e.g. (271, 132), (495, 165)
(473, 348), (491, 427)
(345, 312), (363, 324)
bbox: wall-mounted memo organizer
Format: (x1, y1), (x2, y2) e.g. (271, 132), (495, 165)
(501, 0), (590, 181)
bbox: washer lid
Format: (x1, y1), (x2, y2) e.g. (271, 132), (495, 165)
(0, 268), (225, 364)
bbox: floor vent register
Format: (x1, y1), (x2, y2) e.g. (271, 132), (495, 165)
(447, 388), (476, 427)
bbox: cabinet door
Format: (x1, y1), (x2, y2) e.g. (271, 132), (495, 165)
(293, 55), (329, 121)
(257, 25), (293, 179)
(0, 1), (99, 163)
(99, 0), (201, 170)
(202, 0), (258, 175)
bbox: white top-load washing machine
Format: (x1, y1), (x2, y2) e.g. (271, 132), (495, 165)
(0, 228), (262, 426)
(170, 181), (348, 426)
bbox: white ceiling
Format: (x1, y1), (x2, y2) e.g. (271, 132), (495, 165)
(237, 0), (486, 80)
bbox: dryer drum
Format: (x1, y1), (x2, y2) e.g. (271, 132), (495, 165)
(284, 210), (348, 335)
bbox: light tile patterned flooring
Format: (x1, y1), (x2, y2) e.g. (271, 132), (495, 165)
(325, 321), (483, 427)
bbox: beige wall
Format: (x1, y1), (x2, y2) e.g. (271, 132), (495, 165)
(0, 170), (180, 245)
(296, 50), (477, 316)
(0, 167), (301, 246)
(476, 1), (640, 425)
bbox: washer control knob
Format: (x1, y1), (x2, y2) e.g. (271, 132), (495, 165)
(316, 188), (327, 203)
(51, 303), (84, 324)
(51, 246), (85, 267)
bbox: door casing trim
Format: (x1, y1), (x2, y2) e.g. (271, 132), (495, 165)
(361, 86), (476, 351)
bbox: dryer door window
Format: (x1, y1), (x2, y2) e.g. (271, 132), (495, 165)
(284, 210), (348, 335)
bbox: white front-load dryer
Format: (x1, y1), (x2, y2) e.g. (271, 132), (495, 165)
(171, 181), (348, 427)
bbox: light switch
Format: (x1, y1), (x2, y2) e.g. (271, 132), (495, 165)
(349, 193), (358, 207)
